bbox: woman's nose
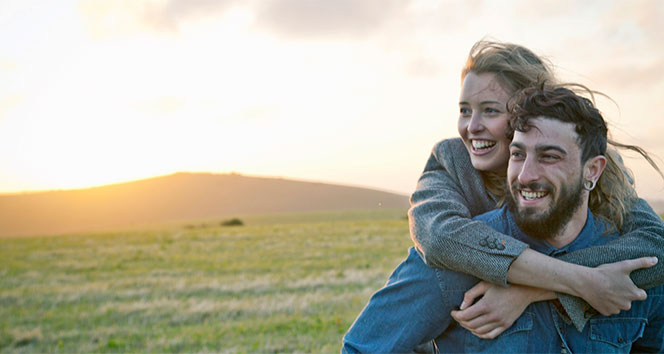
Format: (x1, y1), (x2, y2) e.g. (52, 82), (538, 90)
(467, 112), (483, 133)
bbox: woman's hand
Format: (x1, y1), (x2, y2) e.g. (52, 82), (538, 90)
(450, 281), (554, 339)
(575, 257), (657, 316)
(508, 249), (658, 317)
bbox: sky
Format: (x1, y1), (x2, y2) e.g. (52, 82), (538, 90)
(1, 0), (664, 201)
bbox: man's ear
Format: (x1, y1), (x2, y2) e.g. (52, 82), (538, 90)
(584, 155), (607, 184)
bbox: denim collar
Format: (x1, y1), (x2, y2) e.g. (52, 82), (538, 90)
(504, 207), (597, 257)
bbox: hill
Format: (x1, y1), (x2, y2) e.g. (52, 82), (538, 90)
(0, 173), (410, 237)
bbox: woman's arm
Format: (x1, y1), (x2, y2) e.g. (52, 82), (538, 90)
(409, 138), (529, 286)
(507, 247), (658, 331)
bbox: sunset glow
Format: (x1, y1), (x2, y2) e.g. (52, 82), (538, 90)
(1, 0), (663, 200)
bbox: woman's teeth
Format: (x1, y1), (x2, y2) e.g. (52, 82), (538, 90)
(472, 140), (496, 150)
(521, 191), (547, 200)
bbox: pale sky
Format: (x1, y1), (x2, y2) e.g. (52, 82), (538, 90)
(1, 0), (664, 201)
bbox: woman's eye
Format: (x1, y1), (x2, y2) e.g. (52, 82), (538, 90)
(485, 107), (500, 114)
(460, 107), (471, 116)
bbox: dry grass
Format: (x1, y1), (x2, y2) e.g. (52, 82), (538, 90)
(0, 209), (411, 352)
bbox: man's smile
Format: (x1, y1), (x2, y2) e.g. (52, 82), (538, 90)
(520, 190), (548, 201)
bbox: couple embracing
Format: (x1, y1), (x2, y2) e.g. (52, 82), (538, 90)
(343, 41), (664, 353)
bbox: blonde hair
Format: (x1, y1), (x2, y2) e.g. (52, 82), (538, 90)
(593, 140), (663, 232)
(591, 148), (635, 231)
(462, 40), (556, 93)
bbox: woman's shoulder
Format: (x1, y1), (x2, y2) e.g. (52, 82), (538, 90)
(432, 137), (466, 153)
(431, 137), (472, 168)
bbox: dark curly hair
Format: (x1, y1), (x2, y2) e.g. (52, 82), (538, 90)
(507, 84), (607, 164)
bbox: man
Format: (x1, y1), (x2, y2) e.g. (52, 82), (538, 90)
(430, 86), (664, 352)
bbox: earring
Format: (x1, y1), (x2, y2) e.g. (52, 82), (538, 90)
(584, 179), (596, 191)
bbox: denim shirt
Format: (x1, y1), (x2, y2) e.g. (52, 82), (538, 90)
(434, 206), (664, 353)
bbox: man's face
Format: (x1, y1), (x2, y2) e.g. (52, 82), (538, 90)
(506, 117), (586, 239)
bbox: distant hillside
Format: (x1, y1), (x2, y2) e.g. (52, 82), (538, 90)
(0, 173), (410, 237)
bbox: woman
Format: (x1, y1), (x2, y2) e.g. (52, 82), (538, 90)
(342, 41), (664, 353)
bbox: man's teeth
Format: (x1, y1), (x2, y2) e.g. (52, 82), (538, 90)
(521, 191), (547, 200)
(472, 140), (496, 150)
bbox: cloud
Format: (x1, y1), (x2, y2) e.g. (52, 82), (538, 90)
(253, 0), (411, 39)
(78, 0), (239, 37)
(79, 0), (412, 39)
(141, 0), (239, 33)
(404, 57), (443, 78)
(601, 0), (664, 45)
(588, 59), (664, 91)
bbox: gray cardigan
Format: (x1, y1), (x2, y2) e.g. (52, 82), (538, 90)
(409, 138), (664, 331)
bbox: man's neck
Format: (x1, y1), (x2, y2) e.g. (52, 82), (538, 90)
(545, 205), (589, 249)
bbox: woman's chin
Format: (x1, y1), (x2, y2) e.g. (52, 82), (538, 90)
(470, 156), (507, 172)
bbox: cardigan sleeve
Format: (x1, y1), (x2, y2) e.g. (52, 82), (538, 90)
(409, 138), (529, 286)
(556, 198), (664, 331)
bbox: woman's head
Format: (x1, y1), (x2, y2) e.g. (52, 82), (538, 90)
(458, 40), (555, 173)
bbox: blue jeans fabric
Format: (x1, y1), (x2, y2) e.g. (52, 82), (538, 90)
(342, 247), (664, 353)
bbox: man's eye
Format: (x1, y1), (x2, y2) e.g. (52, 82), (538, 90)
(510, 151), (524, 159)
(541, 154), (560, 161)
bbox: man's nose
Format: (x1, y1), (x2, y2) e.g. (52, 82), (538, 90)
(518, 157), (541, 186)
(467, 111), (483, 133)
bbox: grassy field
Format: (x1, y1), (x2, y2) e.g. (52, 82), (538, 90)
(0, 209), (411, 353)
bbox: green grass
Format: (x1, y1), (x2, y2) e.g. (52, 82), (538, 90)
(0, 209), (411, 353)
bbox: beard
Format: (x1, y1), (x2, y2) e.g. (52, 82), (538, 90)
(505, 175), (585, 240)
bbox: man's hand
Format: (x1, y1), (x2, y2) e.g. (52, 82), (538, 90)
(450, 281), (553, 339)
(576, 257), (657, 316)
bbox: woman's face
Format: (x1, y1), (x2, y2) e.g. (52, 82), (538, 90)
(457, 72), (511, 172)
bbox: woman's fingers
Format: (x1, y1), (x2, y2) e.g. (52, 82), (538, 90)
(460, 281), (490, 310)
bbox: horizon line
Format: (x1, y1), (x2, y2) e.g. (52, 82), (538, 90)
(0, 171), (411, 197)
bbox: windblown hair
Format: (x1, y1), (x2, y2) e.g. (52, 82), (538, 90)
(508, 85), (608, 162)
(507, 84), (663, 231)
(461, 40), (556, 94)
(462, 40), (557, 199)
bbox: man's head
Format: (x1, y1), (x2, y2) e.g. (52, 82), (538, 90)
(505, 86), (608, 243)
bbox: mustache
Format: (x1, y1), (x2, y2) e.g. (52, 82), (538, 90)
(511, 181), (554, 193)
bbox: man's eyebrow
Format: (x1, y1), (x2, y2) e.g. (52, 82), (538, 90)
(509, 142), (568, 155)
(509, 142), (525, 150)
